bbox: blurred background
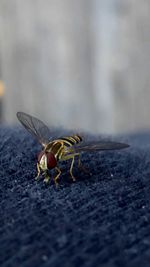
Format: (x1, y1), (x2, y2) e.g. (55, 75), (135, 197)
(0, 0), (150, 134)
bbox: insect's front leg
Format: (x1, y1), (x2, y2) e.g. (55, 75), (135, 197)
(53, 166), (61, 186)
(35, 163), (41, 180)
(43, 171), (51, 184)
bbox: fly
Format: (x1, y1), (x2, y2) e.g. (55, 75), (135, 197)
(17, 112), (129, 185)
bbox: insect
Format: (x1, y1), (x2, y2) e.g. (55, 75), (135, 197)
(17, 112), (129, 185)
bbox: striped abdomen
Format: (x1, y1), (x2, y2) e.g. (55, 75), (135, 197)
(58, 135), (82, 147)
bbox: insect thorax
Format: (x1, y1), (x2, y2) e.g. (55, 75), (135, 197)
(45, 141), (64, 160)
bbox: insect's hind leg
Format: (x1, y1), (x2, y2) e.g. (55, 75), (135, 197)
(70, 154), (91, 179)
(77, 154), (92, 176)
(70, 156), (76, 181)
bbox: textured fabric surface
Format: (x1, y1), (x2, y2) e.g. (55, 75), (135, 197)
(1, 126), (150, 267)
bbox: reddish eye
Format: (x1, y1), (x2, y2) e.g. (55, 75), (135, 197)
(47, 152), (57, 169)
(37, 151), (45, 162)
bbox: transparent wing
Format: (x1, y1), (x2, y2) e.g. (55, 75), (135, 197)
(16, 112), (51, 146)
(65, 141), (129, 153)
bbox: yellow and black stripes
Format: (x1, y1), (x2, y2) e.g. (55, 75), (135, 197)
(58, 135), (82, 147)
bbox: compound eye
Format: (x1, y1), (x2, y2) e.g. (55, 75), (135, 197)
(37, 151), (45, 163)
(47, 152), (57, 169)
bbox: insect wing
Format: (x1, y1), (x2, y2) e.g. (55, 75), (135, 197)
(17, 112), (51, 146)
(65, 141), (129, 153)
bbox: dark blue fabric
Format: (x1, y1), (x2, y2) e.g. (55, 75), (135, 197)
(1, 126), (150, 267)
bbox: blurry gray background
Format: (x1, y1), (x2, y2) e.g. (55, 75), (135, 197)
(0, 0), (150, 134)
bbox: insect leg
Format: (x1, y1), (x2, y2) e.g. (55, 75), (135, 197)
(61, 153), (79, 181)
(35, 163), (41, 180)
(77, 154), (92, 176)
(78, 154), (81, 167)
(43, 171), (50, 183)
(70, 156), (76, 181)
(54, 166), (61, 185)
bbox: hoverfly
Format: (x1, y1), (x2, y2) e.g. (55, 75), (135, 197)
(17, 112), (129, 185)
